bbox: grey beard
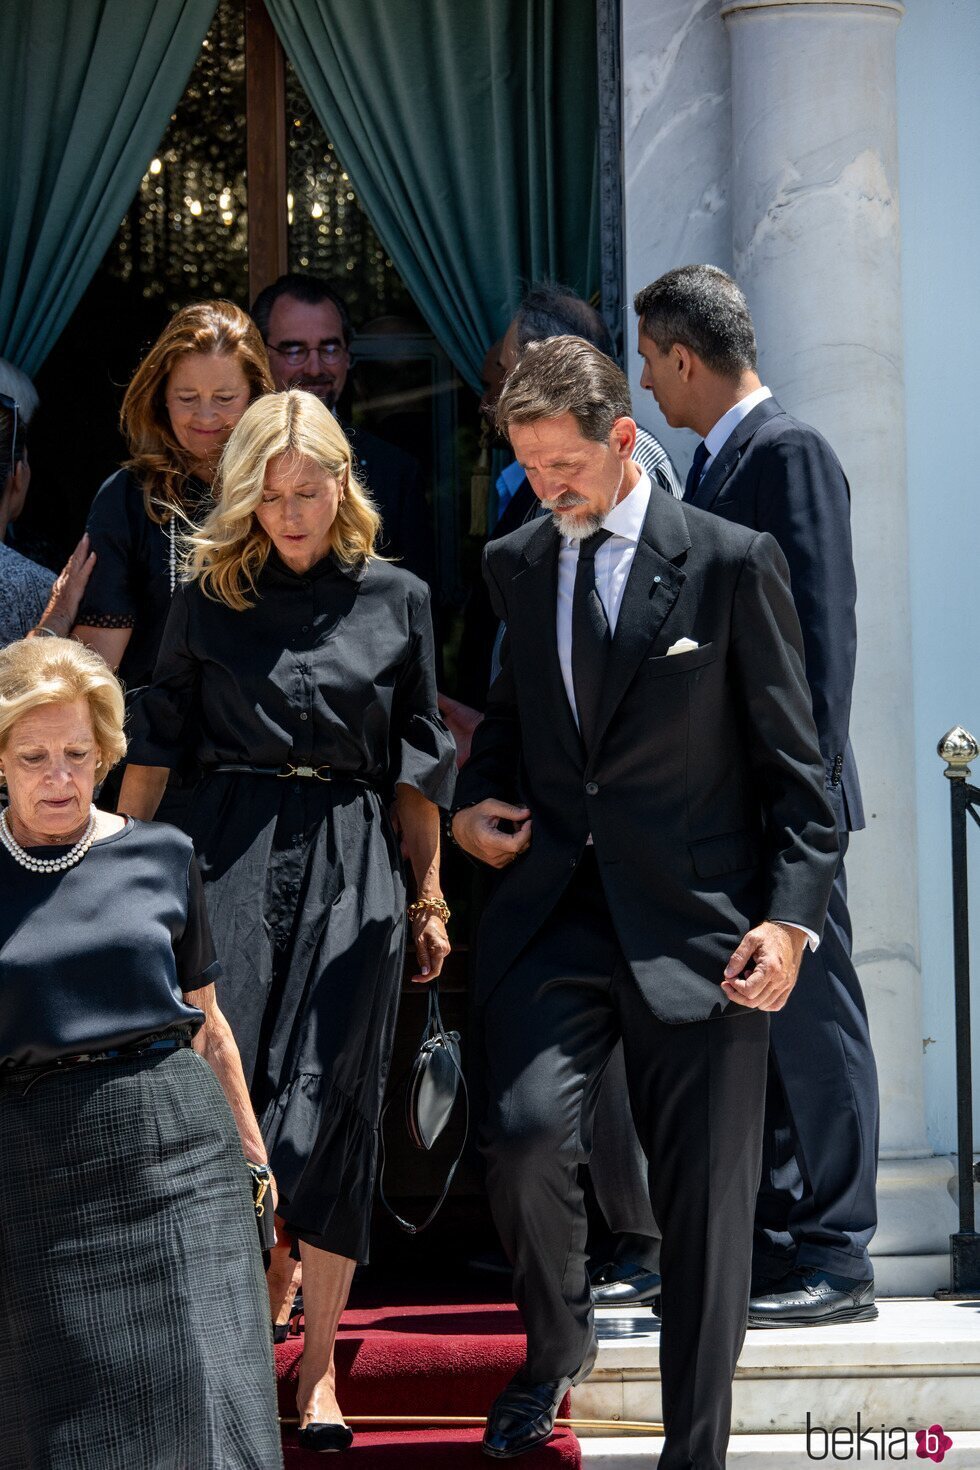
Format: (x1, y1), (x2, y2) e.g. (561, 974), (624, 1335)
(551, 509), (605, 542)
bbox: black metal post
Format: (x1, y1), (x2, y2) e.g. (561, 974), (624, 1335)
(938, 727), (980, 1296)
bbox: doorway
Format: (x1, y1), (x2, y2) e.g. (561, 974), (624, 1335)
(22, 0), (487, 1266)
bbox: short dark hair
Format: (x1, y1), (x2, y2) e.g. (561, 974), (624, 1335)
(495, 335), (632, 445)
(633, 265), (757, 378)
(514, 284), (615, 358)
(251, 273), (353, 346)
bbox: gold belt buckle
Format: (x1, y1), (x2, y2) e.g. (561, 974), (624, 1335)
(280, 764), (332, 781)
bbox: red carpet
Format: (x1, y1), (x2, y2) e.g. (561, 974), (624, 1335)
(275, 1301), (581, 1466)
(282, 1427), (581, 1466)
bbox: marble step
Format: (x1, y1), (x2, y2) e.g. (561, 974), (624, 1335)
(572, 1299), (980, 1436)
(580, 1431), (980, 1467)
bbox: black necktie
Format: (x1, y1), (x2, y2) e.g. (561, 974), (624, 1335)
(571, 528), (613, 751)
(684, 441), (710, 501)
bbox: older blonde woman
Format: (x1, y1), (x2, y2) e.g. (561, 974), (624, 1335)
(0, 637), (282, 1469)
(120, 390), (456, 1452)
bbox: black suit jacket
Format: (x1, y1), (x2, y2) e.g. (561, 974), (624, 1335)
(455, 491), (839, 1022)
(344, 424), (436, 591)
(688, 398), (863, 832)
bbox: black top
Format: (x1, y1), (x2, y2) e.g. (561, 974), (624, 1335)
(0, 819), (217, 1067)
(127, 550), (456, 806)
(79, 469), (211, 690)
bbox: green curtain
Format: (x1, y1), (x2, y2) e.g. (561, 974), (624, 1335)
(265, 0), (600, 391)
(0, 0), (217, 377)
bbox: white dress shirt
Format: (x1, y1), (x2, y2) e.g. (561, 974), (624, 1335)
(699, 385), (773, 480)
(556, 470), (652, 717)
(556, 464), (818, 950)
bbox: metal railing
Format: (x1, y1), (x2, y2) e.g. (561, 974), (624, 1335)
(937, 725), (980, 1295)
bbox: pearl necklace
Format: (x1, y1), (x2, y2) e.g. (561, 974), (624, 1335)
(0, 805), (98, 874)
(168, 516), (177, 594)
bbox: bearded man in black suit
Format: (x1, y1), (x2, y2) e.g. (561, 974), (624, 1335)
(452, 336), (838, 1466)
(252, 273), (435, 589)
(635, 264), (879, 1328)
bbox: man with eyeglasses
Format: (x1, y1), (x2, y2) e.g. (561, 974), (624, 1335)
(251, 274), (435, 590)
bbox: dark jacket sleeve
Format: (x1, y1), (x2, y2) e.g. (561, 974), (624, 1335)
(125, 587), (200, 769)
(755, 429), (856, 801)
(452, 545), (523, 811)
(730, 531), (839, 935)
(392, 455), (437, 592)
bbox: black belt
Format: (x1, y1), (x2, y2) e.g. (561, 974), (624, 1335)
(208, 763), (375, 786)
(1, 1034), (191, 1088)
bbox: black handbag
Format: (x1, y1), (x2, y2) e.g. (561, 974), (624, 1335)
(379, 981), (468, 1234)
(247, 1161), (277, 1254)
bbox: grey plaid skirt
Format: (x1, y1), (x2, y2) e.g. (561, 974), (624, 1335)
(0, 1046), (283, 1470)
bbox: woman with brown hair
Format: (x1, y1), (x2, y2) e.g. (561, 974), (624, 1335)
(120, 389), (456, 1453)
(74, 300), (273, 812)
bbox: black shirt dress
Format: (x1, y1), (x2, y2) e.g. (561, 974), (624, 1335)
(129, 550), (456, 1260)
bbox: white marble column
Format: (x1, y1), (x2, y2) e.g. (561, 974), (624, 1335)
(721, 0), (957, 1291)
(621, 0), (732, 470)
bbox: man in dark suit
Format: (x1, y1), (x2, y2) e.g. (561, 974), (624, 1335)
(635, 263), (880, 1326)
(251, 274), (435, 588)
(452, 336), (838, 1465)
(452, 290), (676, 1308)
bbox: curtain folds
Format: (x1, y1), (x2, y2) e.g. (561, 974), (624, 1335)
(265, 0), (600, 390)
(0, 0), (217, 377)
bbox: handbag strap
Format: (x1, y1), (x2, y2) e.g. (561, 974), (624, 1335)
(378, 980), (469, 1235)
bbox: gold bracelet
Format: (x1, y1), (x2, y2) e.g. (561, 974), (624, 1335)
(407, 896), (451, 925)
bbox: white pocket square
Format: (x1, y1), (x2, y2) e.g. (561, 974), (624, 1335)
(666, 637), (699, 655)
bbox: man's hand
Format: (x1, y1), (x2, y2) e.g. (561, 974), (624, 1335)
(452, 800), (532, 869)
(721, 921), (807, 1012)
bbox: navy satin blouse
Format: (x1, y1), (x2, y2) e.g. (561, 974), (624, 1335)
(0, 819), (217, 1066)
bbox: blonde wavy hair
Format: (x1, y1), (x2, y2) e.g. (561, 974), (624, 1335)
(184, 390), (381, 610)
(0, 637), (127, 784)
(121, 300), (274, 525)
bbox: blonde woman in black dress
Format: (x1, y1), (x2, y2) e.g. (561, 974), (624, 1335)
(121, 390), (456, 1452)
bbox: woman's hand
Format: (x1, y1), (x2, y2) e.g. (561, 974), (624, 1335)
(33, 534), (96, 637)
(410, 909), (450, 983)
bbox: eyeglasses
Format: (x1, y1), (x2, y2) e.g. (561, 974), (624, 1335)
(0, 392), (19, 482)
(267, 342), (347, 368)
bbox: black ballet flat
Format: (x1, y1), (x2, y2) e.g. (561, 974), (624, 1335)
(296, 1422), (354, 1453)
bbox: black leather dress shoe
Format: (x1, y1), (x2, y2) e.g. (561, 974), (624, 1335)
(296, 1422), (354, 1452)
(748, 1268), (877, 1328)
(590, 1260), (662, 1308)
(482, 1343), (597, 1459)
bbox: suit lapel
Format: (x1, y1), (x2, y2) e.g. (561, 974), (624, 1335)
(509, 517), (584, 768)
(691, 396), (784, 511)
(590, 492), (689, 757)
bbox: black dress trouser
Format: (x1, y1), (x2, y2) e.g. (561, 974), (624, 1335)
(754, 840), (880, 1282)
(479, 853), (769, 1470)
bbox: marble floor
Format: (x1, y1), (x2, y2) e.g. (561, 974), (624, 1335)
(572, 1298), (980, 1449)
